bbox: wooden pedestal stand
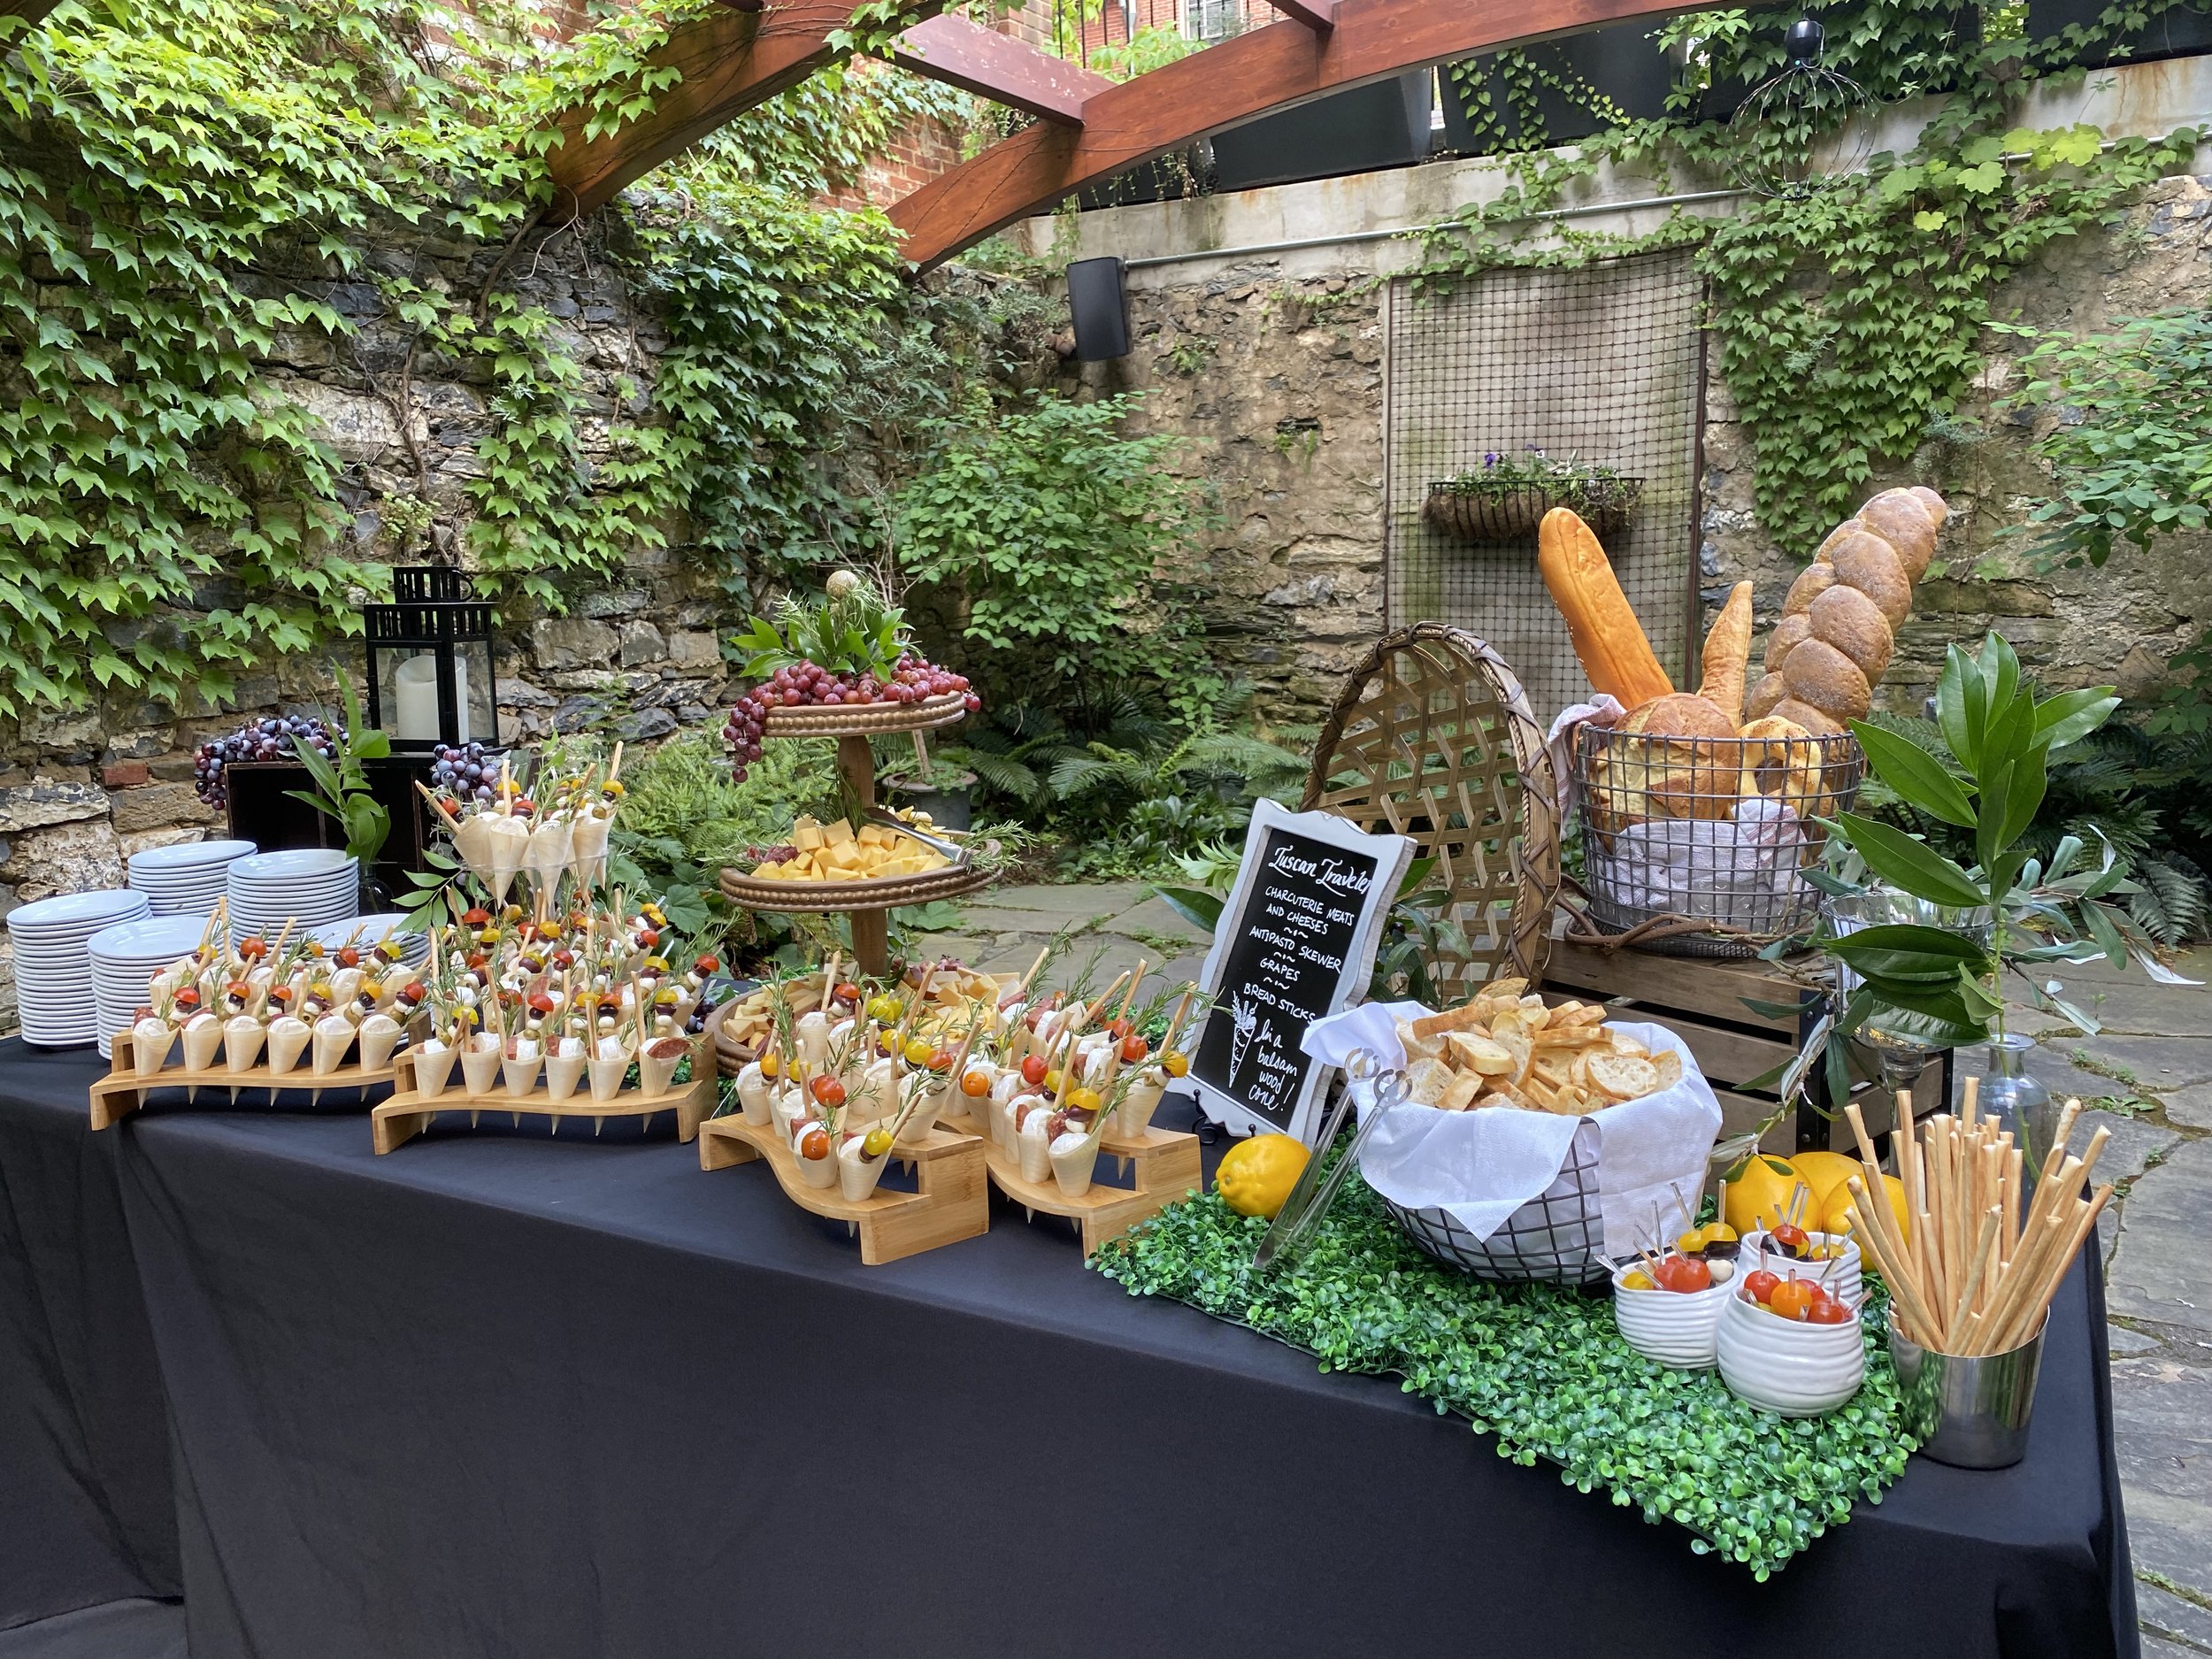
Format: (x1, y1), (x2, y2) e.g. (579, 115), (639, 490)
(940, 1101), (1202, 1256)
(717, 694), (979, 981)
(370, 1033), (716, 1154)
(91, 1025), (414, 1130)
(697, 1114), (990, 1265)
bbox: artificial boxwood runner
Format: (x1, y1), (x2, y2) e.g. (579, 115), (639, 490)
(1091, 1171), (1916, 1578)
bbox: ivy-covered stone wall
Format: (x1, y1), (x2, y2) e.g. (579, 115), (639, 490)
(0, 219), (738, 1030)
(1048, 162), (2212, 726)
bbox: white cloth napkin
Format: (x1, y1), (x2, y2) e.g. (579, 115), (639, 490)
(1546, 695), (1625, 819)
(1586, 797), (1811, 929)
(1302, 1005), (1721, 1253)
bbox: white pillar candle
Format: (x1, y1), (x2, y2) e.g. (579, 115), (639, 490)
(394, 653), (468, 743)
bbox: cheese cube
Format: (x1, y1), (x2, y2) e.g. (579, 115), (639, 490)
(823, 817), (854, 847)
(793, 820), (824, 853)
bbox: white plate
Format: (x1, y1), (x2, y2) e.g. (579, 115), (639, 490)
(89, 917), (214, 958)
(7, 890), (149, 933)
(129, 839), (256, 873)
(228, 849), (355, 881)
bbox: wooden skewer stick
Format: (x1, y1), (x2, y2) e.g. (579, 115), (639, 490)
(1159, 987), (1198, 1057)
(414, 779), (462, 830)
(1117, 959), (1147, 1023)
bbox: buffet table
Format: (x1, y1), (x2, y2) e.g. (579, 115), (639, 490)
(0, 1039), (2136, 1658)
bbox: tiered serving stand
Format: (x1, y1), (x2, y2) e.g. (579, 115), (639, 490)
(695, 1115), (991, 1265)
(371, 1032), (718, 1155)
(718, 691), (988, 984)
(91, 1021), (423, 1130)
(935, 1094), (1201, 1256)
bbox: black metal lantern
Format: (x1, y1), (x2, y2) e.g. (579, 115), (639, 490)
(362, 566), (496, 753)
(1727, 19), (1872, 200)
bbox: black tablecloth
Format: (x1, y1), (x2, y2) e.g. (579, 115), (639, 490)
(0, 1040), (2136, 1658)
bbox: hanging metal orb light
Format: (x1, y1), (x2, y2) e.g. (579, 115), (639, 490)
(1728, 19), (1874, 200)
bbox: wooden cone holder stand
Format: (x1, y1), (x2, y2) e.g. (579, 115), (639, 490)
(91, 1023), (419, 1130)
(371, 1032), (716, 1154)
(697, 1113), (989, 1265)
(938, 1100), (1202, 1256)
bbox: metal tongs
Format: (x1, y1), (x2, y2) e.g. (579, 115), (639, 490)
(1253, 1048), (1409, 1272)
(861, 805), (968, 863)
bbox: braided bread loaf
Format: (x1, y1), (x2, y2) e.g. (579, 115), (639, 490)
(1744, 486), (1948, 730)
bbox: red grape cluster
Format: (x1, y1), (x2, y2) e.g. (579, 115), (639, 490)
(722, 655), (981, 780)
(192, 716), (338, 810)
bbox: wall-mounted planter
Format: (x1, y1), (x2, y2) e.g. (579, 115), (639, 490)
(1423, 477), (1642, 544)
(1210, 71), (1434, 193)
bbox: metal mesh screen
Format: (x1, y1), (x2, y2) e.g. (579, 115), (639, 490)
(1384, 250), (1705, 723)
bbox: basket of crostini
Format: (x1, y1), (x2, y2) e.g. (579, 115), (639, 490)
(1309, 977), (1722, 1285)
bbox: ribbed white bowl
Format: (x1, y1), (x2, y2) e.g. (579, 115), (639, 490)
(1741, 1230), (1863, 1309)
(1612, 1263), (1732, 1369)
(1716, 1289), (1866, 1417)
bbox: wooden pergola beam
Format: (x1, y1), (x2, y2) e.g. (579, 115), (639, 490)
(0, 0), (62, 24)
(886, 15), (1112, 126)
(889, 0), (1694, 269)
(546, 0), (948, 219)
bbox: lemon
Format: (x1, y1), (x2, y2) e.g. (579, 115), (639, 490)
(1722, 1154), (1813, 1236)
(1787, 1149), (1863, 1206)
(1822, 1173), (1909, 1244)
(1215, 1133), (1310, 1219)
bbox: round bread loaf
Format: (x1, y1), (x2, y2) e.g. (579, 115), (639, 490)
(1859, 489), (1939, 581)
(1619, 692), (1737, 741)
(1769, 697), (1846, 736)
(1827, 532), (1911, 626)
(1617, 693), (1740, 822)
(1736, 716), (1826, 818)
(1783, 561), (1839, 617)
(1780, 637), (1872, 722)
(1807, 582), (1895, 680)
(1765, 612), (1812, 672)
(1744, 672), (1788, 722)
(1909, 486), (1948, 526)
(1815, 518), (1867, 561)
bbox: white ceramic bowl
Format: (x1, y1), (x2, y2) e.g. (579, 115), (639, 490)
(1612, 1263), (1732, 1369)
(1716, 1289), (1866, 1417)
(1741, 1229), (1863, 1309)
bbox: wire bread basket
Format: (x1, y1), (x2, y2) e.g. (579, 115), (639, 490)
(1382, 1118), (1609, 1285)
(1573, 724), (1863, 956)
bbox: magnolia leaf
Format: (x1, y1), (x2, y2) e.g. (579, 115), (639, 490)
(1849, 721), (1976, 826)
(1836, 814), (1987, 908)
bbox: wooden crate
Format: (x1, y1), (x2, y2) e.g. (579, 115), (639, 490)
(1542, 932), (1939, 1154)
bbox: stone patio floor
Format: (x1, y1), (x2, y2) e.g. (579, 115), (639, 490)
(926, 884), (2212, 1652)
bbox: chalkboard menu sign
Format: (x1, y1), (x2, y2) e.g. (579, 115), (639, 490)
(1187, 801), (1414, 1145)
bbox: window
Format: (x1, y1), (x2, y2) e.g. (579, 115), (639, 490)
(1181, 0), (1241, 43)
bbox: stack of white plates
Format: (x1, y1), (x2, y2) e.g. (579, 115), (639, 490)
(227, 849), (358, 944)
(127, 838), (257, 917)
(7, 889), (151, 1047)
(88, 916), (215, 1060)
(311, 913), (431, 969)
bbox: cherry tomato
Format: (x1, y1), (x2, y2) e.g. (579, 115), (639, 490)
(1121, 1033), (1149, 1064)
(1805, 1296), (1853, 1325)
(1043, 1069), (1064, 1095)
(758, 1051), (780, 1078)
(1020, 1055), (1048, 1087)
(462, 908), (491, 927)
(1161, 1050), (1189, 1079)
(239, 937), (269, 959)
(1770, 1222), (1810, 1256)
(1107, 1018), (1131, 1041)
(799, 1128), (830, 1161)
(174, 987), (200, 1009)
(810, 1075), (847, 1109)
(635, 928), (659, 950)
(1742, 1269), (1782, 1305)
(1653, 1254), (1712, 1293)
(695, 954), (720, 975)
(1768, 1279), (1818, 1321)
(1066, 1087), (1102, 1116)
(927, 1048), (955, 1072)
(961, 1070), (991, 1097)
(902, 1037), (934, 1067)
(861, 1128), (893, 1159)
(336, 948), (361, 969)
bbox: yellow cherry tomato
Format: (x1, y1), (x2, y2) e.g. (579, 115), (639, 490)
(862, 1127), (894, 1157)
(758, 1051), (780, 1078)
(902, 1037), (933, 1067)
(1067, 1087), (1102, 1115)
(1161, 1049), (1189, 1079)
(1042, 1069), (1064, 1095)
(1620, 1270), (1656, 1292)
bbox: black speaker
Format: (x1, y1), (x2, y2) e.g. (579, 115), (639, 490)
(1066, 256), (1130, 362)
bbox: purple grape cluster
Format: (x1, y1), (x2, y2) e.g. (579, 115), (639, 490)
(192, 716), (338, 810)
(428, 741), (499, 804)
(721, 656), (980, 783)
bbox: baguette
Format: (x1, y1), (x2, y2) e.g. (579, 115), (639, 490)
(1697, 581), (1755, 726)
(1537, 508), (1673, 706)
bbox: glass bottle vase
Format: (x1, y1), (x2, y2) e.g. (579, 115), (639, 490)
(1975, 1035), (2056, 1196)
